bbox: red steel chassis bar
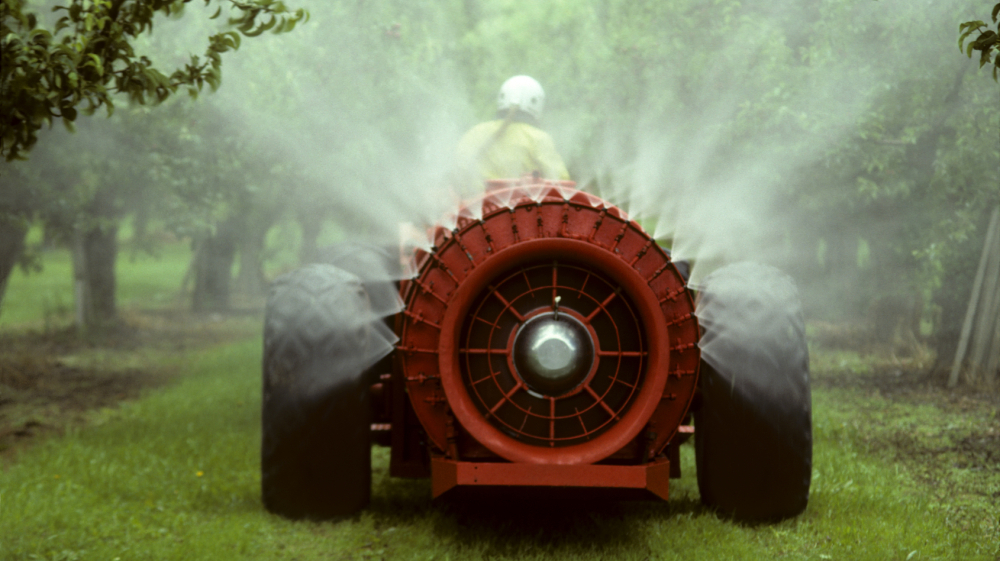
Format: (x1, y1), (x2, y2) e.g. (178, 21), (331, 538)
(431, 457), (672, 500)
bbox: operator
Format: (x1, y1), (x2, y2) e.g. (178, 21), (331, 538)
(454, 75), (570, 196)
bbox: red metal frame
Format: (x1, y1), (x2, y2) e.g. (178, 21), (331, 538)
(438, 238), (671, 464)
(431, 457), (672, 500)
(391, 179), (700, 494)
(465, 281), (636, 447)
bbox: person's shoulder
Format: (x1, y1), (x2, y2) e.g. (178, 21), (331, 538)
(466, 119), (504, 135)
(510, 122), (555, 145)
(457, 120), (500, 144)
(510, 121), (550, 137)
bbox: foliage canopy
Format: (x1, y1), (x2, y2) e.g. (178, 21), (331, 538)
(959, 2), (1000, 80)
(0, 0), (307, 160)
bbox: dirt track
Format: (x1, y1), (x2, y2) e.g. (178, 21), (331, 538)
(0, 311), (259, 461)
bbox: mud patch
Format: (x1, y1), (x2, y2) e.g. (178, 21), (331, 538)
(812, 347), (999, 543)
(814, 364), (1000, 472)
(0, 355), (171, 458)
(0, 309), (261, 462)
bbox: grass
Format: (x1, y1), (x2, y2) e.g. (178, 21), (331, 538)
(1, 337), (997, 560)
(1, 248), (75, 328)
(1, 222), (322, 329)
(1, 243), (997, 560)
(0, 242), (192, 329)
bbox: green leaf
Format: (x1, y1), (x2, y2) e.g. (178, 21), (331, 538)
(959, 22), (982, 50)
(88, 53), (103, 75)
(974, 30), (998, 50)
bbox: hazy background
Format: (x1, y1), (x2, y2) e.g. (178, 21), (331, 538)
(6, 0), (999, 367)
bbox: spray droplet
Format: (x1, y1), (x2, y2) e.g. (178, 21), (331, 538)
(555, 183), (577, 201)
(526, 184), (547, 203)
(583, 193), (605, 209)
(439, 211), (458, 232)
(493, 187), (514, 209)
(459, 198), (484, 222)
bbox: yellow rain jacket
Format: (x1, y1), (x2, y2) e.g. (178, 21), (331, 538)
(455, 120), (570, 196)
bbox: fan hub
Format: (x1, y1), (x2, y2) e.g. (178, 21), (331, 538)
(513, 313), (595, 396)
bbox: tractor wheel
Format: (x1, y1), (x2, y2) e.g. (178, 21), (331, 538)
(316, 241), (404, 318)
(693, 262), (812, 522)
(261, 264), (380, 519)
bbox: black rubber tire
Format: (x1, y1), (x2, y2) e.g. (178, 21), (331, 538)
(694, 262), (812, 523)
(315, 241), (403, 383)
(315, 241), (404, 320)
(261, 264), (375, 519)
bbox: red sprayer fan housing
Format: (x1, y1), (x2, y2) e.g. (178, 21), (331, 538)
(394, 178), (700, 499)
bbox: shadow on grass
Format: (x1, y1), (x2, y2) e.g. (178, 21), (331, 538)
(366, 468), (709, 557)
(440, 492), (705, 557)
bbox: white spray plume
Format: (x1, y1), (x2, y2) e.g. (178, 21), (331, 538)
(138, 0), (983, 294)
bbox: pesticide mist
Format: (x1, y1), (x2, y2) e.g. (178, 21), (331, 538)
(201, 2), (975, 266)
(34, 0), (995, 374)
(177, 0), (991, 377)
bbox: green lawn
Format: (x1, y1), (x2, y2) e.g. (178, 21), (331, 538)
(1, 248), (75, 328)
(1, 244), (996, 560)
(1, 224), (319, 329)
(1, 335), (996, 560)
(0, 242), (192, 328)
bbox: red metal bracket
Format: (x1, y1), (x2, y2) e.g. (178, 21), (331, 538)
(431, 457), (671, 501)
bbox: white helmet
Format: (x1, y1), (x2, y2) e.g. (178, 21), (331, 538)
(497, 75), (545, 120)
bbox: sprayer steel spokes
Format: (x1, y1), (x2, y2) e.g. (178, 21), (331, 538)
(459, 260), (645, 447)
(400, 181), (700, 465)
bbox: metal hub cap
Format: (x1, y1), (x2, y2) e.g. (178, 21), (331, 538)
(512, 312), (595, 396)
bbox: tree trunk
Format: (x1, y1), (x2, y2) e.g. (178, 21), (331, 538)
(950, 208), (1000, 387)
(0, 217), (28, 318)
(233, 223), (268, 299)
(71, 222), (119, 329)
(85, 222), (118, 323)
(298, 209), (323, 265)
(932, 210), (993, 374)
(192, 219), (238, 313)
